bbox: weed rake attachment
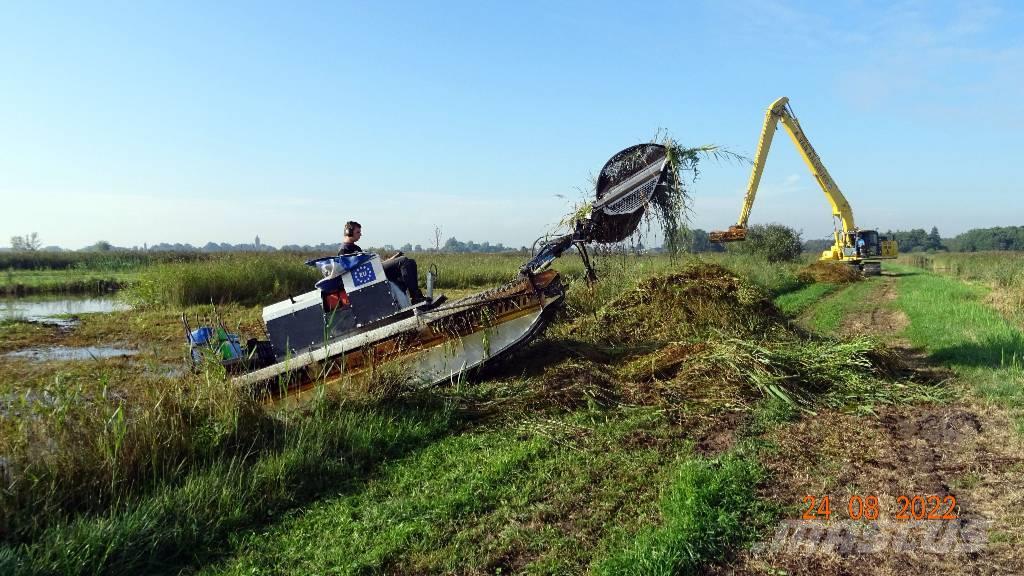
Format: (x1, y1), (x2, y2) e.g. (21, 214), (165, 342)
(521, 143), (673, 280)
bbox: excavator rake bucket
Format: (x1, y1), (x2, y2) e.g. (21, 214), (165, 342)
(520, 143), (673, 278)
(588, 143), (671, 244)
(709, 225), (747, 243)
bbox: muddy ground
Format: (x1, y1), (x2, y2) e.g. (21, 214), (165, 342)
(721, 275), (1024, 575)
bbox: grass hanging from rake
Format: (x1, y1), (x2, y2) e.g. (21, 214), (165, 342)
(658, 138), (747, 254)
(556, 137), (747, 254)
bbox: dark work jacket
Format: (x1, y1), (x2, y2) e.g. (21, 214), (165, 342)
(338, 242), (362, 255)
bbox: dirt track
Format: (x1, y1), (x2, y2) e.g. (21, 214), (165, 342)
(721, 275), (1024, 575)
(839, 275), (908, 339)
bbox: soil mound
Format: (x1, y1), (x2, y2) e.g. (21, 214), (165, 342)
(583, 263), (787, 346)
(797, 261), (862, 284)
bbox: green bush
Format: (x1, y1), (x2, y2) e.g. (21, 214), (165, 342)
(728, 224), (803, 263)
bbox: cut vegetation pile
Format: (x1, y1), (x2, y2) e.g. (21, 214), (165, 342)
(586, 263), (786, 345)
(796, 260), (863, 284)
(534, 262), (929, 417)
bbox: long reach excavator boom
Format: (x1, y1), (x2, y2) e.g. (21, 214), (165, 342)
(711, 97), (896, 270)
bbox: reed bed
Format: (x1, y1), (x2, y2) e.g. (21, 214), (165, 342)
(0, 251), (210, 271)
(130, 254), (320, 307)
(902, 252), (1024, 288)
(128, 251), (672, 307)
(22, 249), (811, 307)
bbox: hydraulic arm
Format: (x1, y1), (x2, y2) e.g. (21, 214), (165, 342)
(710, 97), (896, 266)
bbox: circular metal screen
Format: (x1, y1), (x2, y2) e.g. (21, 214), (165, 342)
(589, 143), (669, 243)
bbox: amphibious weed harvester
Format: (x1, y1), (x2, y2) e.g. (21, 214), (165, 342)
(187, 143), (675, 407)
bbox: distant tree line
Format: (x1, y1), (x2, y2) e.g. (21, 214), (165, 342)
(945, 226), (1024, 252)
(440, 237), (521, 253)
(799, 227), (947, 254)
(9, 233), (42, 251)
(682, 225), (1024, 254)
(9, 225), (1024, 261)
(4, 232), (523, 258)
(684, 229), (726, 254)
(0, 250), (209, 271)
(882, 227), (946, 252)
(801, 238), (833, 255)
(145, 242), (277, 253)
(801, 226), (1024, 254)
(874, 226), (1024, 253)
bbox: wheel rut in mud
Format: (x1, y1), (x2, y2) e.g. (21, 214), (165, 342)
(723, 273), (1024, 575)
(839, 274), (908, 340)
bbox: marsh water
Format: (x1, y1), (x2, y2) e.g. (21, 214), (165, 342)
(4, 346), (139, 361)
(1, 296), (130, 326)
(2, 296), (138, 362)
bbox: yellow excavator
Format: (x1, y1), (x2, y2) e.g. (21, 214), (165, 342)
(710, 97), (897, 274)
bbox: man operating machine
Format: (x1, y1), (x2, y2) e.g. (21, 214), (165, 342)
(338, 221), (425, 304)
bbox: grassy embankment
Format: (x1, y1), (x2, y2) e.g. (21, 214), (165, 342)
(713, 261), (1024, 574)
(0, 252), (934, 574)
(901, 251), (1024, 325)
(199, 258), (918, 575)
(893, 261), (1024, 431)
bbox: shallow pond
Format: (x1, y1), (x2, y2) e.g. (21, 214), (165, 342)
(4, 346), (138, 361)
(0, 296), (130, 326)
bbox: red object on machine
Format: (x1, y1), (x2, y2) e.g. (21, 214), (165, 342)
(323, 290), (349, 311)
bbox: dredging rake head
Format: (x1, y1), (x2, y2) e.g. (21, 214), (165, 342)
(587, 143), (673, 244)
(521, 143), (674, 278)
(708, 225), (748, 243)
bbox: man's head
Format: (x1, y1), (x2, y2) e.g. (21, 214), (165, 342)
(343, 221), (362, 243)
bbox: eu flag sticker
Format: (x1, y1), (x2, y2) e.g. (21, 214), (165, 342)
(351, 262), (377, 287)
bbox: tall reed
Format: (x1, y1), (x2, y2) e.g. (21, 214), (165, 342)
(130, 254), (320, 307)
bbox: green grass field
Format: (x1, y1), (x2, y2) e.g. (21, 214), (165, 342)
(902, 251), (1024, 323)
(890, 264), (1024, 428)
(800, 279), (881, 334)
(772, 282), (837, 317)
(2, 252), (1021, 574)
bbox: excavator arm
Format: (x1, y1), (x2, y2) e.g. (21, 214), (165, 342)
(710, 97), (856, 245)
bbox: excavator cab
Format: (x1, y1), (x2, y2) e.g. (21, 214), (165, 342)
(850, 230), (897, 259)
(857, 230), (880, 258)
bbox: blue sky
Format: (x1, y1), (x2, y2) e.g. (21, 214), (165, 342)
(1, 0), (1021, 249)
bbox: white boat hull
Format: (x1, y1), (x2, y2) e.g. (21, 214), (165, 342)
(233, 271), (563, 408)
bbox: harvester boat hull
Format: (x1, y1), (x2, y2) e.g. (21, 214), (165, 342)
(233, 270), (563, 408)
